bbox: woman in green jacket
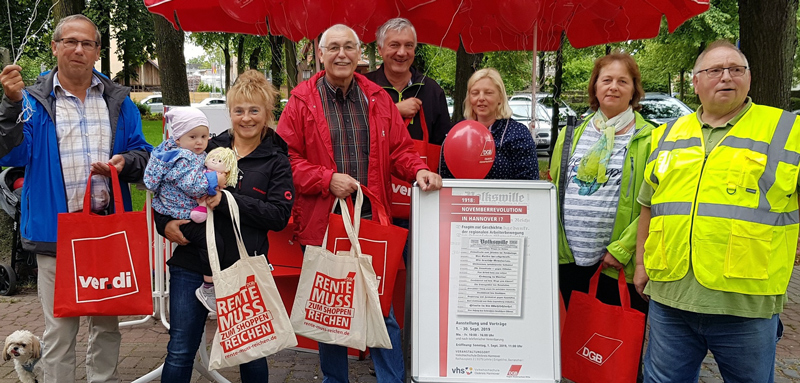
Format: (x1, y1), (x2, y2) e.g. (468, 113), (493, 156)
(550, 52), (654, 314)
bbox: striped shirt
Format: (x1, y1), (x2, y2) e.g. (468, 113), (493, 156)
(317, 76), (370, 187)
(563, 124), (632, 266)
(53, 73), (112, 213)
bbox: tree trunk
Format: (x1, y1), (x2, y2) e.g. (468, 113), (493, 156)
(249, 45), (262, 70)
(223, 41), (231, 92)
(367, 42), (377, 72)
(284, 39), (298, 94)
(53, 0), (84, 27)
(739, 0), (798, 109)
(152, 14), (189, 106)
(453, 40), (483, 123)
(549, 32), (565, 155)
(269, 35), (284, 92)
(667, 73), (672, 96)
(95, 1), (111, 77)
(236, 36), (246, 75)
(679, 69), (685, 100)
(123, 44), (131, 86)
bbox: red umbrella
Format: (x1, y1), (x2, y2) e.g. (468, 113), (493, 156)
(145, 0), (709, 53)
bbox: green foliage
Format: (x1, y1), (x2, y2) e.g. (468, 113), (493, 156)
(417, 45), (457, 95)
(90, 0), (157, 86)
(188, 55), (213, 69)
(0, 0), (52, 66)
(133, 99), (149, 115)
(483, 51), (533, 94)
(197, 82), (214, 92)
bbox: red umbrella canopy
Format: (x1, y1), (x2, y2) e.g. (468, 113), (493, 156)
(144, 0), (709, 52)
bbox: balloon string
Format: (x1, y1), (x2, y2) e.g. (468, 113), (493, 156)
(412, 0), (464, 101)
(6, 0), (57, 124)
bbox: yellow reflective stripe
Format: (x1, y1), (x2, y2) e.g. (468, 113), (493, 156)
(696, 203), (800, 226)
(651, 202), (692, 217)
(718, 136), (769, 155)
(758, 111), (798, 211)
(648, 119), (680, 185)
(647, 119), (680, 164)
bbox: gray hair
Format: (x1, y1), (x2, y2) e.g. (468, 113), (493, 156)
(53, 14), (101, 43)
(693, 40), (749, 74)
(319, 24), (361, 50)
(376, 18), (417, 48)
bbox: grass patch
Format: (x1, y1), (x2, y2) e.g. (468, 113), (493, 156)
(538, 157), (550, 180)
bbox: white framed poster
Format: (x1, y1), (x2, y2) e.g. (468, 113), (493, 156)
(410, 180), (560, 383)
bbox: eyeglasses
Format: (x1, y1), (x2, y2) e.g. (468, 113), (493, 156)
(323, 44), (359, 54)
(55, 38), (99, 51)
(696, 65), (748, 78)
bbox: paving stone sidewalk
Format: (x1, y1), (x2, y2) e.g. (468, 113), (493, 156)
(2, 265), (800, 382)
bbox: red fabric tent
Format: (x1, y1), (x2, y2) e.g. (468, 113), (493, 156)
(144, 0), (710, 52)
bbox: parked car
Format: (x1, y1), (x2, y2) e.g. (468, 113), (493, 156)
(639, 92), (694, 125)
(139, 94), (163, 114)
(191, 97), (226, 107)
(510, 93), (577, 125)
(509, 100), (553, 150)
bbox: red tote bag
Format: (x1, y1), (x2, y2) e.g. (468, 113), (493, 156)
(325, 186), (407, 317)
(390, 107), (441, 219)
(561, 267), (645, 383)
(54, 167), (152, 317)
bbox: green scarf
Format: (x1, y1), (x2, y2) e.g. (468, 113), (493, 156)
(576, 107), (635, 184)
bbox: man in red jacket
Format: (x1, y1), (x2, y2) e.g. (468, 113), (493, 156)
(276, 24), (441, 383)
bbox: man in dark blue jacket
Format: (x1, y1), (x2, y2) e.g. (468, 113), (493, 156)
(0, 14), (151, 383)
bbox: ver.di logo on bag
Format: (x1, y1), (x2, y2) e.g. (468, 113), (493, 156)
(72, 232), (140, 302)
(304, 272), (356, 332)
(577, 333), (624, 366)
(217, 275), (276, 353)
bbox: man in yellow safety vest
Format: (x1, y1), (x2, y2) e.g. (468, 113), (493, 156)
(634, 40), (799, 382)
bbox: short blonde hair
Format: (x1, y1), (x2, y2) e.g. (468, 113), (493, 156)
(227, 70), (278, 138)
(463, 68), (512, 121)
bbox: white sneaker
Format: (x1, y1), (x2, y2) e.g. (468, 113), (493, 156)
(196, 285), (216, 313)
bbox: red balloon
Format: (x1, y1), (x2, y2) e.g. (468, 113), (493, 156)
(443, 120), (496, 179)
(12, 177), (23, 190)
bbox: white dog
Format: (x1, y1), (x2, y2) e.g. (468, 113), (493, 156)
(3, 330), (41, 383)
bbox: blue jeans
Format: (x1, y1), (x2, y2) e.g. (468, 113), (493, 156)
(162, 265), (270, 383)
(318, 306), (404, 383)
(643, 300), (781, 383)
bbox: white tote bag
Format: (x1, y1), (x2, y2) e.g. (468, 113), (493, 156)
(207, 190), (297, 370)
(290, 190), (382, 350)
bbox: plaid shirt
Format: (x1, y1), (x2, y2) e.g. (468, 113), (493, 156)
(53, 73), (112, 213)
(317, 76), (370, 186)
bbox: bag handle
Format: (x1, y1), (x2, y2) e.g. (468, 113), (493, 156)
(337, 189), (364, 258)
(587, 265), (631, 310)
(81, 166), (124, 214)
(359, 185), (391, 226)
(403, 106), (429, 155)
(557, 124), (576, 224)
(322, 186), (364, 247)
(206, 190), (249, 275)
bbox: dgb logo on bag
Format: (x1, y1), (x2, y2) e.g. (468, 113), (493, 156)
(72, 232), (140, 302)
(577, 333), (623, 366)
(304, 272), (356, 331)
(217, 275), (276, 353)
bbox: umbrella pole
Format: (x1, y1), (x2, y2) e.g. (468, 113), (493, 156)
(531, 25), (538, 132)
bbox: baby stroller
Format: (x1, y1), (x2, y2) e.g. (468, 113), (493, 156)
(0, 167), (36, 295)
